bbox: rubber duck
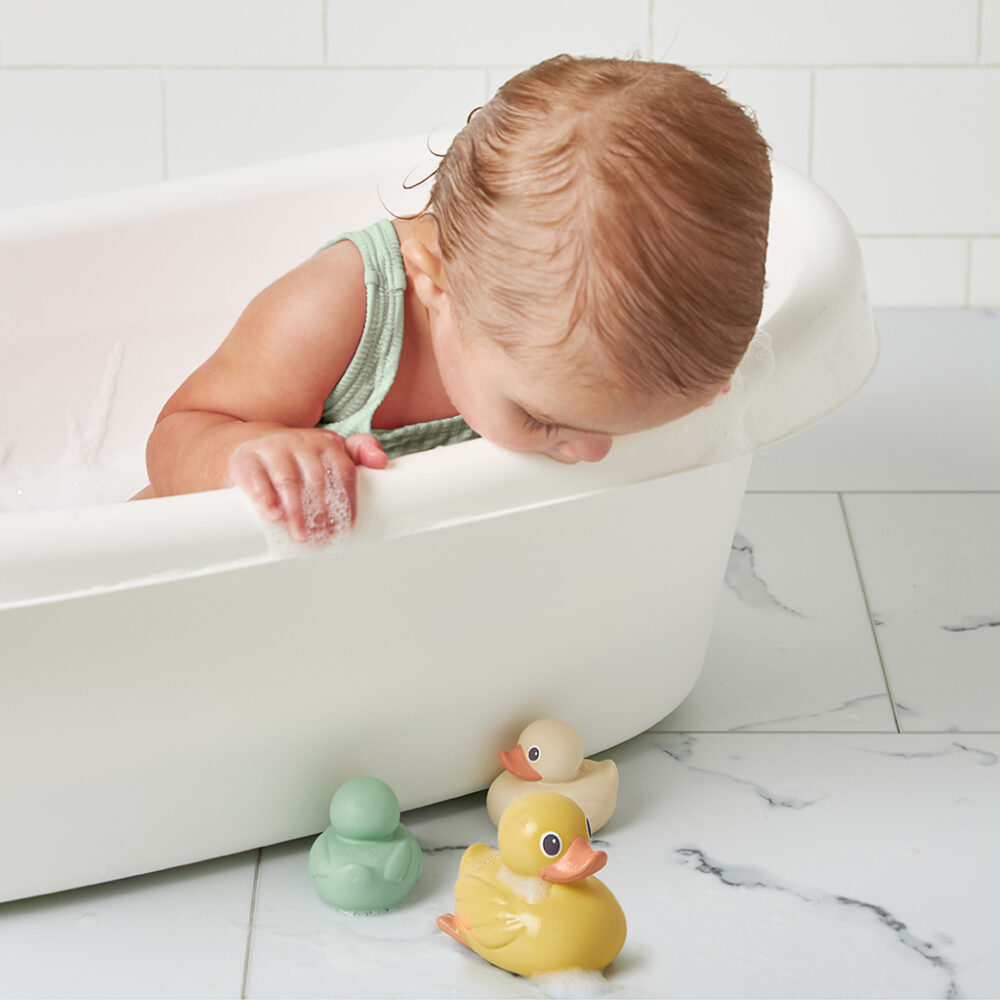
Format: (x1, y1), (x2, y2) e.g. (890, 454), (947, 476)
(308, 776), (422, 913)
(438, 791), (626, 977)
(486, 719), (619, 832)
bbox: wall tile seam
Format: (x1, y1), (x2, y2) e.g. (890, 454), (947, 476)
(321, 0), (328, 66)
(977, 0), (985, 62)
(2, 62), (1000, 71)
(860, 234), (1000, 240)
(0, 63), (552, 71)
(966, 238), (974, 305)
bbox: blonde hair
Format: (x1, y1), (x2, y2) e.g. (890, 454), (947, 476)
(427, 55), (772, 398)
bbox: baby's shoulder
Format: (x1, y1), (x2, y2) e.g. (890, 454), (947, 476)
(251, 236), (367, 338)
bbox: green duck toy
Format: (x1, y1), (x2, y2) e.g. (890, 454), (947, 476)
(308, 776), (423, 913)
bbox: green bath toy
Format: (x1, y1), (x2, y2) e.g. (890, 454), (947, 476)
(308, 776), (423, 913)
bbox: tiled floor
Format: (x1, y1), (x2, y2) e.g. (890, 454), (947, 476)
(1, 309), (998, 999)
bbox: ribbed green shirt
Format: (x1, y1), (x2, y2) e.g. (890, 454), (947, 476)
(318, 219), (478, 459)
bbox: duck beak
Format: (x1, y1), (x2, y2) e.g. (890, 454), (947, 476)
(498, 744), (542, 781)
(539, 837), (607, 884)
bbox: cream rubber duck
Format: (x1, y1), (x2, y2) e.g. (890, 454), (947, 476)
(438, 791), (626, 977)
(486, 719), (619, 832)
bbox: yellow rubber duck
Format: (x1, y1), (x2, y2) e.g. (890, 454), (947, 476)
(486, 719), (619, 832)
(438, 791), (626, 977)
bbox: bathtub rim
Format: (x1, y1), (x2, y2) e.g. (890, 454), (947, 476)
(0, 145), (879, 609)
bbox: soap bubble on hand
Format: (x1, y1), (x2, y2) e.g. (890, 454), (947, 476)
(300, 458), (353, 544)
(253, 460), (351, 558)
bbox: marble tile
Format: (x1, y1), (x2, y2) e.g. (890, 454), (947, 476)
(245, 794), (539, 999)
(609, 733), (1000, 999)
(655, 493), (894, 733)
(0, 852), (256, 999)
(246, 733), (1000, 998)
(843, 493), (1000, 732)
(748, 309), (1000, 492)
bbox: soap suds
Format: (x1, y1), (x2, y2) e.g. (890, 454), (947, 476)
(531, 969), (613, 998)
(65, 340), (125, 467)
(497, 862), (549, 904)
(255, 459), (353, 557)
(699, 328), (775, 465)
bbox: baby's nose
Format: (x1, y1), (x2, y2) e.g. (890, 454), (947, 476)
(556, 435), (613, 463)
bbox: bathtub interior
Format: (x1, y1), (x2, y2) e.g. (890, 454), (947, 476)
(0, 136), (877, 606)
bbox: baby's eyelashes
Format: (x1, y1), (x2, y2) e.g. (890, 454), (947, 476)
(521, 412), (559, 437)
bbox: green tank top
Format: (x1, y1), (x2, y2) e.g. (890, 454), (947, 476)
(317, 219), (478, 459)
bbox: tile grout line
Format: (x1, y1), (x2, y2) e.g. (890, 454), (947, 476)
(746, 489), (1000, 496)
(966, 237), (974, 307)
(644, 728), (1000, 736)
(240, 848), (263, 1000)
(837, 492), (901, 734)
(3, 62), (999, 71)
(978, 0), (985, 63)
(322, 0), (329, 66)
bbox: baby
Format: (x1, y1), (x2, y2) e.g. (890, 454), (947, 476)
(140, 55), (772, 542)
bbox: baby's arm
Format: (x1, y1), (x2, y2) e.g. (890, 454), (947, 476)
(145, 241), (387, 541)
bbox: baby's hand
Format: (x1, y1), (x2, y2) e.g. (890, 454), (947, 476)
(229, 429), (387, 542)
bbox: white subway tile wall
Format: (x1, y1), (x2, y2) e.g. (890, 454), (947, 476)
(0, 0), (996, 305)
(0, 0), (325, 67)
(325, 0), (649, 67)
(984, 0), (1000, 62)
(164, 68), (486, 178)
(858, 238), (970, 308)
(971, 239), (1000, 305)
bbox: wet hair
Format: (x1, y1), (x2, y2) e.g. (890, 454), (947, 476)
(427, 54), (773, 399)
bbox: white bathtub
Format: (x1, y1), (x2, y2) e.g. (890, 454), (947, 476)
(0, 136), (876, 901)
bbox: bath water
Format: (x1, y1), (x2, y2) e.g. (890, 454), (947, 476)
(0, 339), (144, 512)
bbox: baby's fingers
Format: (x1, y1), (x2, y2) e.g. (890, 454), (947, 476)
(299, 450), (355, 540)
(344, 433), (388, 469)
(268, 454), (312, 542)
(230, 450), (283, 523)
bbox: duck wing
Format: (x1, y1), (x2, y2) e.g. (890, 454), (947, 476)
(455, 876), (529, 951)
(383, 836), (422, 883)
(453, 847), (529, 951)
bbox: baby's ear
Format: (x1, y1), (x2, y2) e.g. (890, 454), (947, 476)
(400, 237), (449, 310)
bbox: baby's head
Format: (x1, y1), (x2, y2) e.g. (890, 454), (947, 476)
(404, 55), (772, 463)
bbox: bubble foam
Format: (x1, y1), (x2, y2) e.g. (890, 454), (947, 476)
(699, 327), (775, 465)
(530, 969), (613, 998)
(255, 460), (354, 558)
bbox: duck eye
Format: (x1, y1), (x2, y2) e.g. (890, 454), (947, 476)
(586, 817), (592, 839)
(527, 746), (541, 762)
(540, 832), (562, 857)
